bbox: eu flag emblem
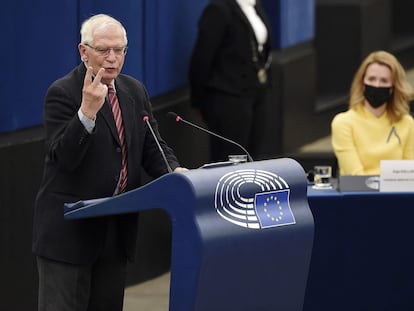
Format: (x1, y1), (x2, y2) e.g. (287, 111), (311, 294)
(254, 190), (296, 228)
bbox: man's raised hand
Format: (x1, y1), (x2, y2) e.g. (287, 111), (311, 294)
(80, 67), (108, 120)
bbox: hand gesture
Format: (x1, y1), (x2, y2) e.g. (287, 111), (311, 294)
(80, 67), (108, 120)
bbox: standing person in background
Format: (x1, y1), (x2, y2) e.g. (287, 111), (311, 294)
(331, 50), (414, 176)
(33, 14), (185, 311)
(189, 0), (272, 162)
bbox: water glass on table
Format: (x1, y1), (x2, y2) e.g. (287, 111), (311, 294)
(312, 165), (332, 189)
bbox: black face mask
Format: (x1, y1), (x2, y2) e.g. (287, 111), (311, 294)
(363, 84), (392, 108)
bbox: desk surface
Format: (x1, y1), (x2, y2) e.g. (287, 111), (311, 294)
(305, 186), (414, 311)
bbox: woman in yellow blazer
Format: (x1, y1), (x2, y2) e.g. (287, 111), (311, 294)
(331, 50), (414, 175)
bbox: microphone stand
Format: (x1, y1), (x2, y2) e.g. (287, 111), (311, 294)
(167, 112), (254, 162)
(143, 114), (173, 173)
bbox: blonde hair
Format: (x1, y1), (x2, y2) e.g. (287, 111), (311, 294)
(80, 14), (128, 46)
(349, 50), (413, 123)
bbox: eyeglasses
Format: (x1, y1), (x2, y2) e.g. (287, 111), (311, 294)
(84, 43), (128, 56)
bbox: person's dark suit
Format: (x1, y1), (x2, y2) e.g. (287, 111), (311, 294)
(189, 0), (272, 162)
(32, 63), (180, 265)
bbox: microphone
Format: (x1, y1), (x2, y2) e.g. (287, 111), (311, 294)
(167, 112), (254, 162)
(142, 111), (173, 173)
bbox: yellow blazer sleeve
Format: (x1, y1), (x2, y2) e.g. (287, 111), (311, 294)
(402, 116), (414, 159)
(331, 113), (365, 175)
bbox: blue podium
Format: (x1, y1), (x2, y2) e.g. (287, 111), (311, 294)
(64, 158), (314, 311)
(304, 186), (414, 311)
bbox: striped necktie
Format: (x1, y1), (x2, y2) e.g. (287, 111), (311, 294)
(108, 84), (127, 193)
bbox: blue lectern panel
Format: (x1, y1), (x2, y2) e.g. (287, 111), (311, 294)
(64, 158), (314, 310)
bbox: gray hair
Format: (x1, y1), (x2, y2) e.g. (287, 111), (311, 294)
(80, 14), (128, 45)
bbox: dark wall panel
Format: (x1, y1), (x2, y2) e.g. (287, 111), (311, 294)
(0, 134), (45, 310)
(316, 0), (391, 97)
(1, 1), (79, 133)
(263, 0), (314, 49)
(143, 0), (208, 96)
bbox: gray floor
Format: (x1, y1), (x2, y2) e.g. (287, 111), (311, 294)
(123, 272), (170, 311)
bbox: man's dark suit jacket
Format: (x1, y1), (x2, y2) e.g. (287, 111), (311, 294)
(32, 63), (180, 265)
(189, 0), (272, 108)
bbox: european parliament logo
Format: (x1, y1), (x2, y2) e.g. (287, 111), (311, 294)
(214, 169), (296, 229)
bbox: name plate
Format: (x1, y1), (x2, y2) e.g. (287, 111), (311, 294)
(380, 160), (414, 192)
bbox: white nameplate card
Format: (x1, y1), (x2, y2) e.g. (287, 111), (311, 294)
(380, 160), (414, 192)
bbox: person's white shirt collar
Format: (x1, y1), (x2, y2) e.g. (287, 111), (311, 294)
(237, 0), (256, 7)
(236, 0), (267, 51)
